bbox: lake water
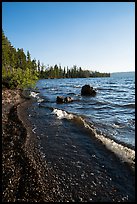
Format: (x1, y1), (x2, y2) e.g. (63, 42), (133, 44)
(27, 71), (135, 165)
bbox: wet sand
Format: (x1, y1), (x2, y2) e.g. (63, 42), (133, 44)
(2, 89), (135, 202)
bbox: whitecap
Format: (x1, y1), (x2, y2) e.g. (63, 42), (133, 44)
(52, 108), (74, 120)
(113, 123), (124, 128)
(30, 91), (44, 103)
(30, 91), (39, 98)
(76, 116), (135, 165)
(83, 121), (135, 165)
(37, 98), (44, 103)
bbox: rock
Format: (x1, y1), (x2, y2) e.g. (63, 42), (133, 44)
(56, 96), (64, 103)
(81, 84), (96, 96)
(56, 96), (73, 103)
(91, 89), (96, 96)
(64, 97), (73, 103)
(21, 90), (31, 99)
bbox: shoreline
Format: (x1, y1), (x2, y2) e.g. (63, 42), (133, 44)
(2, 88), (135, 202)
(2, 89), (60, 202)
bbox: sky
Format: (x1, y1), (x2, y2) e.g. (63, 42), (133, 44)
(2, 2), (135, 73)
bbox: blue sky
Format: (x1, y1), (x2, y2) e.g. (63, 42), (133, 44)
(2, 2), (135, 73)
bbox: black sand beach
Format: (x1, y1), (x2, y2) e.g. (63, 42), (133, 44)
(2, 89), (135, 202)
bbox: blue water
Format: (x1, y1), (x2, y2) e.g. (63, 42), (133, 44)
(31, 71), (135, 148)
(24, 71), (135, 202)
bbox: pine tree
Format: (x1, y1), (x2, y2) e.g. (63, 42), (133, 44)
(2, 30), (39, 89)
(37, 60), (41, 72)
(16, 48), (26, 70)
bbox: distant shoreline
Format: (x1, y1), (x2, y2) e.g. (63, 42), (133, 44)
(110, 71), (135, 74)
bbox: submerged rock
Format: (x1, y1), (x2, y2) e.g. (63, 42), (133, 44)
(81, 85), (96, 96)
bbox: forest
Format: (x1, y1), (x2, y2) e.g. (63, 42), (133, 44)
(2, 30), (110, 89)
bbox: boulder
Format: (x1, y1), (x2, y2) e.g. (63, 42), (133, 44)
(81, 84), (96, 96)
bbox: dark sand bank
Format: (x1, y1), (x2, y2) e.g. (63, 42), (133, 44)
(2, 89), (135, 202)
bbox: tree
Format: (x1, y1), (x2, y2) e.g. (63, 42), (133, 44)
(54, 64), (59, 78)
(37, 60), (41, 72)
(2, 30), (12, 74)
(16, 48), (26, 70)
(2, 30), (39, 89)
(63, 67), (66, 78)
(27, 50), (31, 61)
(32, 58), (37, 72)
(26, 50), (32, 70)
(40, 63), (45, 78)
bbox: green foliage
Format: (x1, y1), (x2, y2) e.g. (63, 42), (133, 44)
(2, 30), (39, 89)
(9, 68), (39, 89)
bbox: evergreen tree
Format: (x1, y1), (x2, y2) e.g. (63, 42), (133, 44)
(54, 64), (59, 78)
(63, 67), (66, 78)
(26, 51), (32, 70)
(37, 60), (41, 72)
(16, 48), (26, 70)
(2, 30), (38, 89)
(32, 59), (37, 72)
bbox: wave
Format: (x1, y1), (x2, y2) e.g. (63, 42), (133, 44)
(52, 108), (135, 166)
(53, 108), (74, 120)
(30, 91), (44, 103)
(67, 92), (76, 95)
(122, 103), (135, 108)
(113, 103), (135, 109)
(97, 87), (130, 93)
(73, 85), (81, 88)
(90, 100), (135, 109)
(30, 91), (39, 98)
